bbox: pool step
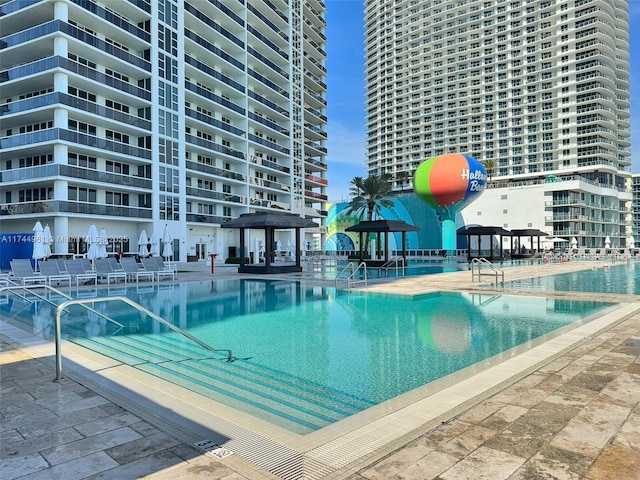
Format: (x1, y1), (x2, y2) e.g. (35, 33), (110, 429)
(72, 334), (374, 432)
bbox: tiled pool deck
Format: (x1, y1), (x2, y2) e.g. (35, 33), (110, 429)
(1, 260), (638, 479)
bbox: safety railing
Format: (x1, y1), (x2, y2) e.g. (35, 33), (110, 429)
(54, 296), (233, 380)
(380, 257), (405, 277)
(335, 261), (368, 291)
(470, 258), (504, 285)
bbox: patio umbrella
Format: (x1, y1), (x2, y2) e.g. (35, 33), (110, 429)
(286, 239), (294, 259)
(42, 224), (54, 259)
(605, 236), (611, 248)
(98, 228), (109, 258)
(571, 237), (578, 247)
(627, 235), (635, 249)
(138, 230), (149, 257)
(162, 225), (173, 261)
(32, 221), (45, 271)
(149, 232), (160, 257)
(85, 224), (101, 262)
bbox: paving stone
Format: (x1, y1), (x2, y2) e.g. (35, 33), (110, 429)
(72, 412), (141, 437)
(16, 406), (112, 439)
(85, 449), (186, 480)
(586, 444), (640, 480)
(396, 450), (458, 480)
(0, 428), (24, 445)
(598, 372), (640, 407)
(550, 400), (631, 457)
(0, 427), (84, 460)
(40, 426), (142, 466)
(15, 451), (118, 480)
(0, 451), (48, 479)
(438, 446), (525, 480)
(104, 431), (182, 464)
(439, 425), (497, 459)
(479, 404), (528, 431)
(561, 372), (618, 393)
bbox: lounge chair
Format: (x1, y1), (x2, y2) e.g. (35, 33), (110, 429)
(10, 259), (47, 285)
(64, 259), (98, 287)
(93, 258), (127, 284)
(141, 257), (175, 281)
(119, 257), (154, 283)
(38, 260), (72, 287)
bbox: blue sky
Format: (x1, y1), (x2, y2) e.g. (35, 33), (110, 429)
(324, 1), (640, 202)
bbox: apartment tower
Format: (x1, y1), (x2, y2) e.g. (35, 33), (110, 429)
(0, 0), (328, 262)
(364, 0), (631, 249)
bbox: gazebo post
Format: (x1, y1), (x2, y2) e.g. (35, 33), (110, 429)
(239, 228), (246, 267)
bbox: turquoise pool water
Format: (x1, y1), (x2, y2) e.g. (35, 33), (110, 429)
(502, 262), (639, 295)
(1, 280), (613, 433)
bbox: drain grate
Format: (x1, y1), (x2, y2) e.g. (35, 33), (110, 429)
(194, 439), (233, 459)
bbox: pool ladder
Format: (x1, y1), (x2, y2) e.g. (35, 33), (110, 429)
(470, 258), (504, 285)
(335, 261), (368, 291)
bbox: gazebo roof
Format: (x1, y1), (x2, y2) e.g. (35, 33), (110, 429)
(457, 226), (511, 236)
(221, 212), (318, 229)
(345, 219), (419, 233)
(510, 228), (548, 237)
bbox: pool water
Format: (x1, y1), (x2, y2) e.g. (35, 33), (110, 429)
(502, 262), (639, 295)
(1, 280), (613, 434)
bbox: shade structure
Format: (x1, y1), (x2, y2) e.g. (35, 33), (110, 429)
(85, 224), (101, 261)
(628, 235), (635, 249)
(98, 228), (109, 258)
(32, 221), (45, 270)
(162, 225), (173, 260)
(138, 230), (149, 257)
(149, 232), (160, 257)
(604, 236), (611, 248)
(571, 237), (578, 247)
(457, 225), (512, 260)
(42, 224), (53, 259)
(221, 212), (318, 273)
(346, 219), (420, 265)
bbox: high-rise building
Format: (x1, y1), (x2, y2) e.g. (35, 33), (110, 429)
(364, 0), (631, 249)
(0, 0), (328, 262)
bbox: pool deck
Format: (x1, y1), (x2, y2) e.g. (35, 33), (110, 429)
(1, 259), (639, 479)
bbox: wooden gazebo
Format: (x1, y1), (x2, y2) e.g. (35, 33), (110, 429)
(221, 212), (318, 274)
(345, 220), (419, 267)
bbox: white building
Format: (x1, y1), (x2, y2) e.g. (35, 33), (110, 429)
(0, 0), (328, 262)
(364, 0), (631, 249)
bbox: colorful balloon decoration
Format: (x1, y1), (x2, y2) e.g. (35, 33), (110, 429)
(413, 154), (486, 250)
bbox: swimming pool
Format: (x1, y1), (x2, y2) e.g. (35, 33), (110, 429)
(502, 262), (639, 295)
(2, 279), (613, 434)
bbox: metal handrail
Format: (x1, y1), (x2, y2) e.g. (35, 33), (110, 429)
(470, 258), (504, 285)
(54, 296), (232, 380)
(381, 257), (405, 277)
(0, 284), (126, 330)
(335, 261), (357, 289)
(347, 262), (368, 290)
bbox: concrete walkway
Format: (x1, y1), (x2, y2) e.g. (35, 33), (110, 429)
(1, 259), (638, 479)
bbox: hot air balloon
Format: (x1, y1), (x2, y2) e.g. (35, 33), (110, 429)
(413, 154), (487, 251)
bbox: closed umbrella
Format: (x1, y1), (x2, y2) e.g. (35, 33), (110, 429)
(604, 236), (611, 248)
(85, 224), (101, 262)
(138, 230), (149, 257)
(32, 221), (45, 271)
(627, 235), (635, 250)
(162, 225), (173, 261)
(43, 224), (54, 259)
(98, 228), (109, 258)
(149, 232), (160, 257)
(571, 237), (578, 247)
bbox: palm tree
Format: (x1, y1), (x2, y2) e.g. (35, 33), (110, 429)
(346, 175), (394, 255)
(482, 158), (498, 182)
(394, 171), (412, 192)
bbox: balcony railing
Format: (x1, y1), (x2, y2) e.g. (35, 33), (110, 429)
(0, 200), (152, 218)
